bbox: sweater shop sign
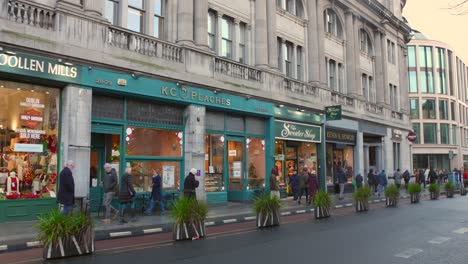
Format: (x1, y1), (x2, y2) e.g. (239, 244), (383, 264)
(274, 120), (321, 143)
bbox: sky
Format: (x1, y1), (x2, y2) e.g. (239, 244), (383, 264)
(403, 0), (468, 62)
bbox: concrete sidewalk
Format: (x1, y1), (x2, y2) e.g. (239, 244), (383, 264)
(0, 191), (418, 253)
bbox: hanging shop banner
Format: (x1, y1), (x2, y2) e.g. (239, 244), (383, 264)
(326, 127), (356, 145)
(274, 120), (321, 143)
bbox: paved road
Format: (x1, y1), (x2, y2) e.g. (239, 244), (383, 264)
(10, 195), (468, 264)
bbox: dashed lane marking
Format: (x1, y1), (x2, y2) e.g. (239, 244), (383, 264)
(335, 205), (344, 208)
(345, 203), (353, 207)
(428, 237), (451, 244)
(0, 245), (7, 251)
(395, 248), (423, 259)
(26, 241), (40, 247)
(109, 231), (132, 238)
(143, 228), (163, 234)
(309, 209), (315, 212)
(296, 210), (306, 214)
(281, 212), (292, 216)
(244, 216), (256, 221)
(453, 228), (468, 234)
(205, 221), (215, 226)
(223, 219), (237, 224)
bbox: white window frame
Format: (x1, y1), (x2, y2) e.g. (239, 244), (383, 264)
(207, 10), (216, 51)
(153, 0), (164, 38)
(221, 16), (233, 59)
(127, 0), (145, 33)
(105, 0), (119, 25)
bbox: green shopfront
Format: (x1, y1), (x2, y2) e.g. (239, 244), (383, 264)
(0, 50), (276, 222)
(273, 107), (325, 197)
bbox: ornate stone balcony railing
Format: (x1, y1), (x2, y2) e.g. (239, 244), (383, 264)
(392, 111), (403, 120)
(330, 91), (354, 106)
(5, 0), (56, 30)
(214, 57), (263, 83)
(108, 26), (183, 63)
(366, 103), (384, 115)
(283, 77), (317, 96)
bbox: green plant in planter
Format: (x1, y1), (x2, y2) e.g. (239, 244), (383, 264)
(353, 186), (371, 212)
(408, 183), (422, 203)
(171, 197), (208, 240)
(385, 184), (400, 207)
(445, 182), (456, 197)
(253, 194), (281, 228)
(313, 191), (333, 218)
(36, 209), (94, 259)
(428, 183), (440, 200)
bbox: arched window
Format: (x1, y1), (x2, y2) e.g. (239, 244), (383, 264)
(360, 29), (373, 55)
(324, 9), (343, 39)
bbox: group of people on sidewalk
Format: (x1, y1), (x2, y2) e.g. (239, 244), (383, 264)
(272, 166), (319, 205)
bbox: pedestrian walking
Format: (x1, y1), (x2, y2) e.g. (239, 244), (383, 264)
(355, 173), (363, 189)
(290, 169), (300, 201)
(378, 170), (387, 197)
(419, 169), (426, 189)
(393, 169), (402, 189)
(145, 169), (165, 216)
(58, 160), (75, 215)
(119, 167), (136, 224)
(270, 167), (280, 199)
(428, 167), (437, 184)
(298, 167), (309, 204)
(402, 169), (410, 189)
(184, 168), (199, 199)
(367, 169), (376, 194)
(102, 163), (118, 223)
(307, 170), (319, 205)
(337, 168), (347, 200)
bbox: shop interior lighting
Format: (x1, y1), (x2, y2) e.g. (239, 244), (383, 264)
(16, 88), (20, 90)
(46, 91), (50, 94)
(0, 85), (4, 88)
(30, 89), (35, 92)
(278, 104), (284, 108)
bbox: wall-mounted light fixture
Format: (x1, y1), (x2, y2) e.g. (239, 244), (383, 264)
(278, 104), (284, 108)
(214, 89), (220, 94)
(131, 73), (139, 79)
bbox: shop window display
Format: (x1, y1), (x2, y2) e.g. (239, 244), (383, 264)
(247, 137), (265, 190)
(0, 81), (59, 200)
(129, 161), (180, 192)
(275, 140), (317, 187)
(326, 144), (354, 185)
(205, 134), (225, 192)
(126, 127), (183, 157)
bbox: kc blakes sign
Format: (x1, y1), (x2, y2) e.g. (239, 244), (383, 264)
(274, 120), (321, 143)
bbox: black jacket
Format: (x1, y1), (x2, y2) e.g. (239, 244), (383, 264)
(119, 173), (136, 203)
(150, 174), (163, 201)
(103, 168), (118, 193)
(57, 167), (75, 205)
(183, 173), (199, 198)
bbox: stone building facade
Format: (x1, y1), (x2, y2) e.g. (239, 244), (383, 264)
(0, 0), (412, 219)
(407, 31), (468, 172)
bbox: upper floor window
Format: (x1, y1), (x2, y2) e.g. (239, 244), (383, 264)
(221, 16), (233, 59)
(326, 58), (343, 92)
(283, 42), (293, 78)
(105, 0), (119, 25)
(153, 0), (164, 38)
(324, 9), (343, 39)
(277, 0), (304, 18)
(207, 11), (216, 51)
(297, 46), (303, 81)
(239, 23), (247, 63)
(420, 46), (434, 93)
(419, 46), (433, 68)
(422, 99), (436, 119)
(128, 0), (145, 33)
(360, 29), (373, 55)
(410, 99), (419, 119)
(407, 46), (417, 68)
(389, 84), (398, 110)
(387, 39), (395, 64)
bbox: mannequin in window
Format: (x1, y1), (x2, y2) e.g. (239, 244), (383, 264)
(5, 171), (19, 194)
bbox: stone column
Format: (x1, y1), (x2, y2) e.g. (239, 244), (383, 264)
(233, 19), (241, 61)
(376, 145), (382, 172)
(119, 0), (129, 29)
(167, 0), (178, 42)
(399, 44), (409, 112)
(60, 86), (92, 199)
(355, 131), (364, 180)
(353, 17), (362, 96)
(345, 11), (356, 95)
(381, 32), (389, 105)
(363, 146), (370, 182)
(374, 30), (384, 105)
(317, 4), (327, 85)
(177, 0), (194, 44)
(255, 0), (268, 67)
(266, 0), (278, 68)
(84, 0), (105, 17)
(184, 105), (206, 202)
(146, 0), (155, 36)
(279, 38), (286, 73)
(307, 0), (320, 83)
(292, 43), (297, 79)
(217, 12), (224, 56)
(194, 0), (208, 47)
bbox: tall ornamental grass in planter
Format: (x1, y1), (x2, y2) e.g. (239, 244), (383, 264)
(253, 194), (281, 228)
(461, 185), (467, 196)
(171, 197), (208, 241)
(36, 209), (94, 260)
(445, 182), (456, 198)
(313, 191), (332, 219)
(408, 183), (422, 203)
(385, 184), (400, 207)
(428, 183), (440, 200)
(353, 186), (371, 212)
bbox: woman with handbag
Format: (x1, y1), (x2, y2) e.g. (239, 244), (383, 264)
(119, 167), (136, 223)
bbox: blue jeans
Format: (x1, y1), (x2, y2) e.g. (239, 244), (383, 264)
(62, 204), (73, 215)
(145, 199), (165, 215)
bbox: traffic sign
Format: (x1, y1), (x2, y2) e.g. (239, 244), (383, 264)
(407, 131), (417, 143)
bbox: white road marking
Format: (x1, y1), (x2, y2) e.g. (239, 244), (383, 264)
(345, 203), (353, 207)
(395, 248), (423, 259)
(244, 216), (256, 221)
(373, 199), (380, 202)
(223, 219), (237, 224)
(205, 221), (215, 226)
(380, 199), (386, 202)
(281, 212), (292, 216)
(309, 209), (315, 212)
(428, 237), (451, 244)
(143, 228), (163, 234)
(296, 210), (306, 214)
(335, 205), (344, 208)
(26, 241), (40, 247)
(0, 245), (7, 251)
(109, 231), (132, 238)
(453, 228), (468, 234)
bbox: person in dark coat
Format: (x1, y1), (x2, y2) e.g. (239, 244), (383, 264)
(290, 169), (300, 201)
(367, 169), (376, 194)
(307, 170), (319, 204)
(355, 173), (363, 189)
(337, 168), (347, 200)
(184, 168), (199, 199)
(57, 160), (75, 215)
(119, 167), (136, 223)
(145, 169), (164, 215)
(378, 170), (388, 197)
(102, 163), (118, 223)
(419, 169), (426, 189)
(298, 167), (309, 204)
(428, 167), (437, 184)
(402, 170), (411, 189)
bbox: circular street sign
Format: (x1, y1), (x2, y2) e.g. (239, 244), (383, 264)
(407, 131), (417, 143)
